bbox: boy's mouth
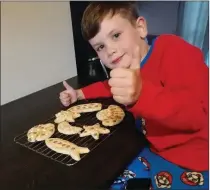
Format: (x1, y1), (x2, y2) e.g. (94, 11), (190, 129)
(112, 54), (125, 64)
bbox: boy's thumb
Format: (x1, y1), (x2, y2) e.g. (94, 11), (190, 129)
(130, 45), (141, 70)
(63, 81), (73, 90)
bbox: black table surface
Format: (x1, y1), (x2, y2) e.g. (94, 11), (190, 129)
(1, 76), (147, 190)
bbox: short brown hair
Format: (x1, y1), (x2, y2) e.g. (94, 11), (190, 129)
(81, 1), (139, 41)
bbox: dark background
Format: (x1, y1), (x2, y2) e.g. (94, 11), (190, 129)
(69, 1), (181, 86)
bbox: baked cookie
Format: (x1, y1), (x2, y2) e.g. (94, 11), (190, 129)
(68, 103), (102, 113)
(54, 110), (80, 123)
(96, 105), (125, 127)
(57, 121), (83, 135)
(79, 123), (110, 140)
(96, 108), (112, 120)
(45, 138), (90, 161)
(27, 123), (55, 142)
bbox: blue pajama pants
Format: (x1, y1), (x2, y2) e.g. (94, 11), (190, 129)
(111, 119), (209, 190)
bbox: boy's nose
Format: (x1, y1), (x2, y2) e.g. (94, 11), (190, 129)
(107, 47), (117, 57)
(106, 42), (118, 57)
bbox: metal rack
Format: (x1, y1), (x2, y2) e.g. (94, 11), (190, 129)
(14, 99), (124, 166)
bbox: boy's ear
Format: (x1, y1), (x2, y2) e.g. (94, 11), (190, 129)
(135, 16), (148, 39)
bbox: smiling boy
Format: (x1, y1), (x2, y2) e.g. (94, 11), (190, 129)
(60, 2), (209, 189)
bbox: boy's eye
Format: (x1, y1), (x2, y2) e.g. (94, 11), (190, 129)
(96, 45), (104, 52)
(113, 33), (121, 39)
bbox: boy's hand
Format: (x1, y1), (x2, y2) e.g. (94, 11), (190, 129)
(108, 46), (142, 106)
(59, 81), (77, 107)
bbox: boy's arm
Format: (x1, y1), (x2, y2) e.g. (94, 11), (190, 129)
(129, 36), (208, 132)
(80, 80), (112, 99)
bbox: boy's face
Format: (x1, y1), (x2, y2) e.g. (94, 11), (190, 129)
(89, 14), (148, 69)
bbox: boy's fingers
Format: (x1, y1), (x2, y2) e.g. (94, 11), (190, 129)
(60, 91), (69, 98)
(111, 87), (128, 96)
(113, 95), (127, 105)
(60, 96), (70, 102)
(62, 102), (71, 107)
(60, 90), (77, 103)
(110, 68), (129, 78)
(108, 78), (130, 87)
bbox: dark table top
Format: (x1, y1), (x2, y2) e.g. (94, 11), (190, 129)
(1, 76), (147, 190)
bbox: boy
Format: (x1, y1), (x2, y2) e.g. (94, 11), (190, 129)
(60, 2), (209, 189)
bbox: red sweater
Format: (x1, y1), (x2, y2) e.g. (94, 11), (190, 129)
(81, 34), (209, 171)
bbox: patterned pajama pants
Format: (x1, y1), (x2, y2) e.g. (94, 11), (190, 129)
(111, 119), (209, 190)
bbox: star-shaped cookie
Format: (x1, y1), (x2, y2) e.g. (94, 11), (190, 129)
(79, 123), (110, 140)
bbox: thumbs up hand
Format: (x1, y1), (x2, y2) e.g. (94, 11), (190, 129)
(59, 81), (77, 107)
(108, 46), (142, 106)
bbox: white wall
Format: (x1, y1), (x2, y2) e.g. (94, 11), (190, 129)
(1, 2), (77, 105)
